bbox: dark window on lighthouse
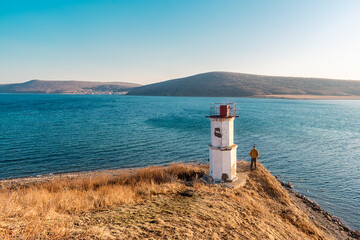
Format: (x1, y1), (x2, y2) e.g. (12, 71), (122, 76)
(214, 128), (222, 138)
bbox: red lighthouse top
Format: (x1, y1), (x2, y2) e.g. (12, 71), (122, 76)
(219, 105), (229, 117)
(207, 103), (238, 118)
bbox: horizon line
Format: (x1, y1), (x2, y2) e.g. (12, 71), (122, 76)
(2, 71), (360, 85)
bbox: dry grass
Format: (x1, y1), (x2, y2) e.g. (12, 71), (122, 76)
(0, 163), (205, 239)
(0, 162), (342, 239)
(69, 162), (331, 240)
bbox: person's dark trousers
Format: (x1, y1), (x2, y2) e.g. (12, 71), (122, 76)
(250, 158), (257, 170)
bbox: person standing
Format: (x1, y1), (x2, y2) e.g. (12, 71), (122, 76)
(249, 146), (259, 170)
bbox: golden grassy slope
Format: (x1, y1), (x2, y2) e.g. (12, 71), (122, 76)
(0, 162), (339, 239)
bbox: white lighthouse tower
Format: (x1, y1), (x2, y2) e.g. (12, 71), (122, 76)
(207, 103), (238, 182)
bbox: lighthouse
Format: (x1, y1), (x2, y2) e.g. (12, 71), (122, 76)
(207, 103), (238, 182)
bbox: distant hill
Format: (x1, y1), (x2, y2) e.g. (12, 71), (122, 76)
(127, 72), (360, 98)
(0, 80), (141, 94)
(3, 73), (360, 98)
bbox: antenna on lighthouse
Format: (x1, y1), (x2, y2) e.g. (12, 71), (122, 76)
(206, 103), (238, 182)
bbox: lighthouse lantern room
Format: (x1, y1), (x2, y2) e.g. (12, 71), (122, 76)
(207, 103), (238, 182)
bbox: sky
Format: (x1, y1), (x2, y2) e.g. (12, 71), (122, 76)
(1, 0), (360, 84)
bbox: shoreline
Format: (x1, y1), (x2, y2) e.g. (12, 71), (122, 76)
(1, 162), (358, 238)
(277, 179), (360, 238)
(2, 92), (360, 100)
(253, 94), (360, 100)
(0, 160), (204, 189)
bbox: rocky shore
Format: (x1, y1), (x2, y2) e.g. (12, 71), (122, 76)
(277, 179), (360, 239)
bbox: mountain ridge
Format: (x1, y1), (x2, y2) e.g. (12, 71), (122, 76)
(2, 72), (360, 97)
(0, 79), (141, 94)
(127, 71), (360, 97)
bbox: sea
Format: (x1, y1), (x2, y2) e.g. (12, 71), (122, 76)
(0, 94), (359, 230)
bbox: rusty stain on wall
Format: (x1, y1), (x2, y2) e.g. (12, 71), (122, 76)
(231, 162), (236, 176)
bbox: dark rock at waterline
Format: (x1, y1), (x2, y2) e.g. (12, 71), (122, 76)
(278, 179), (294, 190)
(277, 177), (360, 239)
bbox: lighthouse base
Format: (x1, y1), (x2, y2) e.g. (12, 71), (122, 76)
(209, 144), (238, 182)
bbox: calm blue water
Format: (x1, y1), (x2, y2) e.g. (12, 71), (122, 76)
(0, 94), (359, 230)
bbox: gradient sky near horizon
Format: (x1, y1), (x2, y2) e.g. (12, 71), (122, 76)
(1, 0), (360, 84)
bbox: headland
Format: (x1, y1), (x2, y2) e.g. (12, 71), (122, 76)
(0, 162), (358, 239)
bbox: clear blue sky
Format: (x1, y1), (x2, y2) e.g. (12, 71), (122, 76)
(1, 0), (360, 84)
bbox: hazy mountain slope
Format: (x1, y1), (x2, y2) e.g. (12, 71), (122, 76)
(127, 72), (360, 97)
(0, 80), (141, 94)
